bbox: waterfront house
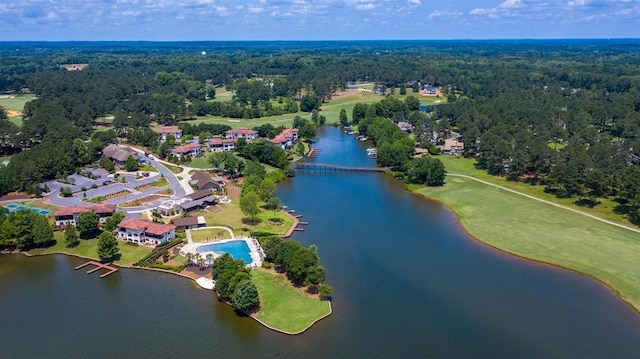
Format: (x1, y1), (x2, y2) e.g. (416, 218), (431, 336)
(225, 127), (258, 141)
(208, 138), (236, 152)
(397, 121), (414, 133)
(270, 128), (299, 149)
(53, 204), (116, 227)
(116, 218), (176, 245)
(171, 143), (203, 159)
(154, 126), (183, 143)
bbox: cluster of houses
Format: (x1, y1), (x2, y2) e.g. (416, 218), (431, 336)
(151, 126), (300, 160)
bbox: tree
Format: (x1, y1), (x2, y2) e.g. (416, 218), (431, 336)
(240, 190), (261, 223)
(266, 197), (282, 219)
(318, 284), (333, 300)
(339, 108), (349, 126)
(232, 280), (260, 312)
(404, 96), (420, 112)
(103, 212), (126, 232)
(32, 215), (54, 248)
(97, 231), (120, 262)
(72, 138), (91, 166)
(124, 155), (138, 172)
(300, 123), (317, 141)
(352, 103), (368, 125)
(76, 211), (100, 239)
(99, 156), (115, 173)
(407, 157), (446, 186)
(300, 93), (320, 112)
(64, 225), (80, 248)
(258, 179), (276, 202)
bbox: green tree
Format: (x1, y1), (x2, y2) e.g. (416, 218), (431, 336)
(232, 280), (260, 312)
(352, 103), (368, 125)
(258, 179), (276, 202)
(407, 157), (446, 186)
(97, 231), (120, 262)
(300, 93), (320, 112)
(124, 155), (138, 172)
(32, 215), (54, 248)
(99, 156), (115, 173)
(339, 108), (349, 126)
(266, 197), (282, 219)
(76, 211), (100, 239)
(64, 225), (80, 248)
(240, 190), (261, 223)
(300, 123), (317, 141)
(72, 138), (91, 166)
(318, 284), (333, 300)
(103, 212), (126, 232)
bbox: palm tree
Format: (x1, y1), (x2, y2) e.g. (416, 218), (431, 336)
(185, 252), (193, 266)
(206, 253), (214, 267)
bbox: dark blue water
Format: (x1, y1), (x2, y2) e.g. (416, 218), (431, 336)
(1, 126), (639, 358)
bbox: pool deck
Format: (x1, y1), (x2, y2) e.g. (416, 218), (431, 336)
(180, 236), (264, 268)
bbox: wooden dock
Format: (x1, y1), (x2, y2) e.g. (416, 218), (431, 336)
(306, 148), (322, 158)
(294, 163), (388, 173)
(75, 261), (119, 278)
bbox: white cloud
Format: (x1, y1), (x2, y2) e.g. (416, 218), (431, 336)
(409, 0), (421, 4)
(427, 10), (462, 20)
(500, 0), (523, 8)
(248, 6), (264, 13)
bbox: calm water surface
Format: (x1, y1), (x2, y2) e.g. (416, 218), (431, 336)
(2, 127), (640, 358)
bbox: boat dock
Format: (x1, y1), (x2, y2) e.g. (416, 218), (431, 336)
(75, 261), (119, 278)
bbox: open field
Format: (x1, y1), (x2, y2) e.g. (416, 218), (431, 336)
(438, 156), (634, 227)
(28, 232), (152, 265)
(192, 200), (293, 236)
(251, 268), (331, 334)
(414, 169), (640, 312)
(187, 155), (211, 169)
(0, 94), (35, 113)
(187, 91), (443, 129)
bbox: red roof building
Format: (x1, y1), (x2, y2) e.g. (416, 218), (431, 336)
(53, 204), (117, 227)
(116, 218), (176, 245)
(225, 127), (259, 141)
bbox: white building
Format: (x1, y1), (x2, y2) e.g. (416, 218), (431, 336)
(116, 218), (176, 246)
(225, 127), (258, 141)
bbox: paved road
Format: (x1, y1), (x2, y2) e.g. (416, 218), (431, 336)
(447, 173), (640, 235)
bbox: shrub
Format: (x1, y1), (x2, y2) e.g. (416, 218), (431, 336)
(262, 261), (272, 269)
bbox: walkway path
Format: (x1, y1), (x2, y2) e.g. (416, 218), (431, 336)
(448, 173), (640, 235)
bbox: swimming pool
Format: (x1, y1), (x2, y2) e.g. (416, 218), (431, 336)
(196, 240), (253, 265)
(4, 203), (52, 215)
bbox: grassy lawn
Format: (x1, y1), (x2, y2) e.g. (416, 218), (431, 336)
(186, 91), (440, 129)
(29, 232), (152, 265)
(438, 156), (635, 227)
(187, 155), (212, 169)
(190, 227), (233, 242)
(0, 94), (35, 112)
(251, 268), (331, 334)
(414, 174), (640, 312)
(161, 162), (183, 173)
(192, 201), (293, 236)
(153, 177), (169, 187)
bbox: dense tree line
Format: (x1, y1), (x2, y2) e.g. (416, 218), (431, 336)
(211, 253), (259, 312)
(0, 208), (54, 251)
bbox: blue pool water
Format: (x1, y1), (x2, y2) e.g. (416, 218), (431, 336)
(196, 240), (253, 265)
(4, 203), (52, 215)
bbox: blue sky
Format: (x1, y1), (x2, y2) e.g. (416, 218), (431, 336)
(0, 0), (638, 41)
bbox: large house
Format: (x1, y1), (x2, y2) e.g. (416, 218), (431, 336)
(102, 144), (140, 166)
(154, 126), (183, 143)
(116, 218), (176, 246)
(171, 143), (203, 159)
(190, 171), (225, 191)
(155, 189), (218, 216)
(53, 204), (117, 227)
(271, 128), (299, 149)
(225, 127), (258, 141)
(208, 138), (236, 152)
(442, 138), (464, 155)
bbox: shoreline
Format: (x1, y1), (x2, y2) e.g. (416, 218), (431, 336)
(5, 250), (330, 335)
(408, 186), (640, 317)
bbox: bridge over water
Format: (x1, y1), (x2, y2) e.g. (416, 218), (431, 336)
(294, 162), (388, 173)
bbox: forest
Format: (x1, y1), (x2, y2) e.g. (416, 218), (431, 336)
(0, 39), (639, 222)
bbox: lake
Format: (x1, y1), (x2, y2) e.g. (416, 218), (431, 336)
(1, 126), (639, 358)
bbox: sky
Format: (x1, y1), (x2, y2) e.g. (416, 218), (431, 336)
(0, 0), (638, 41)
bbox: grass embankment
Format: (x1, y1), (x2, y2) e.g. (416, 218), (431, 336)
(161, 162), (183, 174)
(251, 268), (331, 334)
(192, 200), (293, 236)
(414, 157), (640, 312)
(438, 156), (634, 227)
(28, 232), (152, 265)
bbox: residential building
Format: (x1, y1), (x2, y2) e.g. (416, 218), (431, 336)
(190, 171), (225, 191)
(208, 138), (236, 152)
(397, 121), (414, 132)
(172, 216), (207, 230)
(53, 204), (117, 227)
(178, 189), (217, 213)
(270, 128), (299, 149)
(102, 144), (140, 166)
(116, 218), (176, 245)
(154, 126), (183, 142)
(225, 127), (258, 141)
(171, 143), (203, 159)
(442, 138), (465, 155)
(423, 85), (438, 95)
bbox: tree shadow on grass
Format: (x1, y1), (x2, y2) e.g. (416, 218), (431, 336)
(574, 198), (600, 208)
(241, 218), (262, 226)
